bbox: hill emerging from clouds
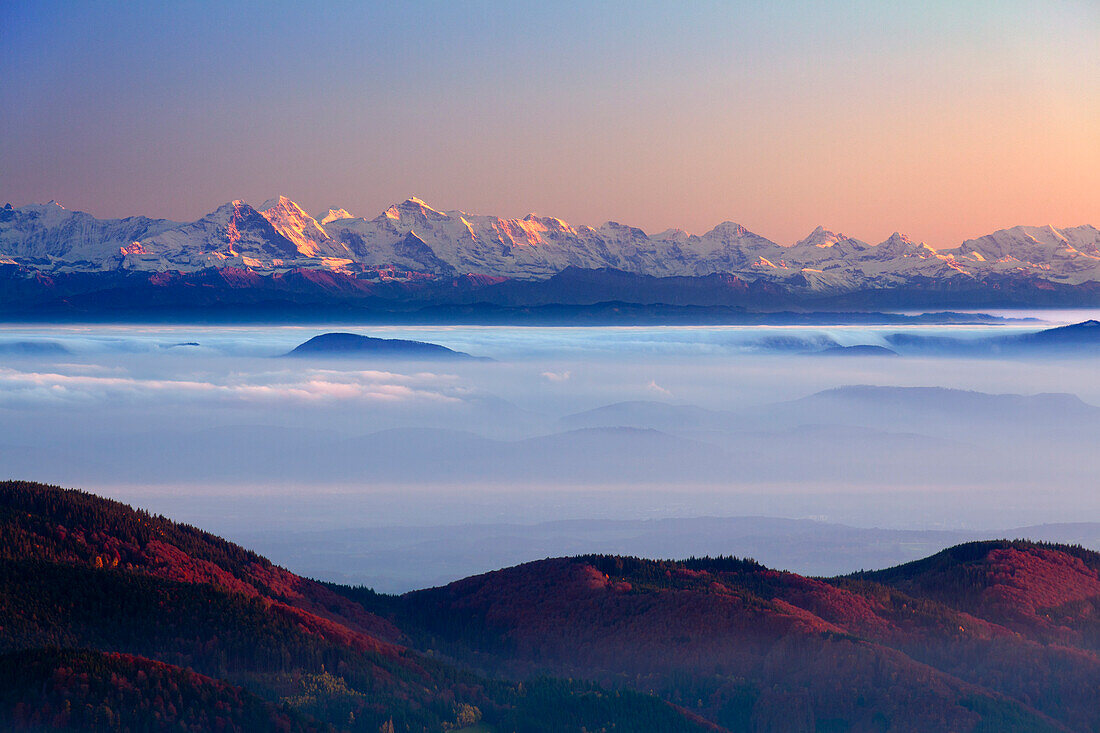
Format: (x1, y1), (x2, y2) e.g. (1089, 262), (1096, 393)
(283, 332), (484, 360)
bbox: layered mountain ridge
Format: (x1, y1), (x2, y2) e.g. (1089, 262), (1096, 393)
(3, 197), (1098, 297)
(5, 480), (1100, 731)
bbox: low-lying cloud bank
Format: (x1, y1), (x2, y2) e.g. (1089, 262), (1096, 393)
(5, 323), (1100, 539)
(0, 366), (467, 407)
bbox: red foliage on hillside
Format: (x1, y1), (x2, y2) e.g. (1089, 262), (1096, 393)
(863, 540), (1100, 645)
(399, 553), (1093, 731)
(6, 483), (1099, 732)
(0, 648), (318, 732)
(0, 481), (720, 732)
(0, 481), (403, 650)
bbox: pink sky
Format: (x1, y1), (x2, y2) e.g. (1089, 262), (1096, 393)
(1, 1), (1097, 249)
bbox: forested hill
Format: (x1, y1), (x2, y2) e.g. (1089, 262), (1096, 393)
(3, 481), (1100, 731)
(0, 481), (707, 732)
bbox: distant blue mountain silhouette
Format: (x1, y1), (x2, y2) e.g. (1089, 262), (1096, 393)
(284, 332), (484, 360)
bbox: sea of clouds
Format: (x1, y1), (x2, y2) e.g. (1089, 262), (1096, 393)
(3, 319), (1100, 587)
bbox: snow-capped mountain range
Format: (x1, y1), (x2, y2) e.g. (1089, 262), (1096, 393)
(2, 196), (1098, 294)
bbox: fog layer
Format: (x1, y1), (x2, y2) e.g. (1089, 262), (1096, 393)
(2, 319), (1099, 588)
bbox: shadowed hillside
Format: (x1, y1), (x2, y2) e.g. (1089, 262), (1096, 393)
(0, 648), (320, 732)
(5, 481), (1100, 731)
(370, 556), (1081, 732)
(0, 481), (708, 732)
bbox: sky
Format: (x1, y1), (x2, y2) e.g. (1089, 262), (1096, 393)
(1, 0), (1097, 248)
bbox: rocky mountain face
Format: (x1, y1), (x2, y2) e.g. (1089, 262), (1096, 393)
(258, 195), (353, 260)
(0, 201), (179, 269)
(2, 197), (1098, 297)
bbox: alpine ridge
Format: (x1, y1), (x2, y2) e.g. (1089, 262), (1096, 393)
(3, 198), (1098, 299)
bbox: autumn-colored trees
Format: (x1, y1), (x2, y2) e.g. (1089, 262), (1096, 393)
(4, 481), (1100, 732)
(0, 481), (709, 732)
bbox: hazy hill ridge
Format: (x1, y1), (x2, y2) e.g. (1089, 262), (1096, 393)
(3, 481), (1100, 731)
(3, 198), (1100, 303)
(283, 332), (483, 360)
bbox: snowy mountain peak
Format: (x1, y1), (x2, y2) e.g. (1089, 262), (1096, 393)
(520, 213), (572, 232)
(873, 231), (935, 259)
(258, 195), (308, 217)
(380, 197), (447, 223)
(256, 196), (344, 259)
(597, 221), (649, 239)
(652, 228), (691, 244)
(948, 225), (1100, 266)
(702, 222), (757, 242)
(2, 197), (1098, 291)
(402, 197), (443, 213)
(210, 200), (264, 226)
(120, 200), (301, 265)
(202, 200), (252, 221)
(795, 226), (841, 248)
(320, 208), (354, 225)
(876, 232), (914, 251)
(258, 195), (297, 212)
